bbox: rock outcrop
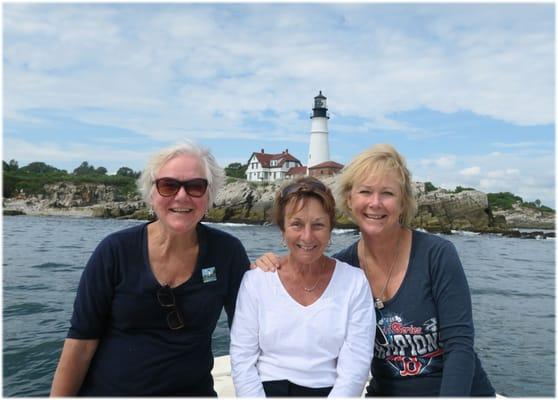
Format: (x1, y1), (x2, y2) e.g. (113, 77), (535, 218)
(206, 178), (502, 232)
(3, 182), (144, 218)
(412, 187), (504, 233)
(492, 203), (555, 229)
(3, 178), (554, 233)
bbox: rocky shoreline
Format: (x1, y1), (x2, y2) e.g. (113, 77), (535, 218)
(3, 178), (555, 239)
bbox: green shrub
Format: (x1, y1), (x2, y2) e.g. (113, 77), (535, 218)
(424, 182), (437, 192)
(488, 192), (523, 209)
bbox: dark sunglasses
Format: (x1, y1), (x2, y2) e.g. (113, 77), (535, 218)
(156, 285), (185, 330)
(281, 180), (327, 199)
(154, 177), (208, 198)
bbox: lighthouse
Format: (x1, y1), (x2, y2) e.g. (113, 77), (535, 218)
(307, 91), (330, 169)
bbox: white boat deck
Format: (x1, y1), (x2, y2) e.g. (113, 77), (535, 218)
(211, 355), (505, 398)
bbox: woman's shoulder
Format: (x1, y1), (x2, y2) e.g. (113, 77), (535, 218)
(241, 268), (277, 290)
(332, 259), (367, 282)
(413, 229), (455, 251)
(332, 240), (360, 266)
(100, 223), (146, 247)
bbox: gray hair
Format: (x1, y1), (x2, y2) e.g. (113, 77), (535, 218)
(137, 140), (225, 209)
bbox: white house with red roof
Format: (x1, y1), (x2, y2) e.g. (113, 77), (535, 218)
(245, 148), (303, 182)
(245, 92), (343, 183)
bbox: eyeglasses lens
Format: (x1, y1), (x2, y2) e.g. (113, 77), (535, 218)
(157, 288), (175, 306)
(167, 309), (185, 330)
(184, 179), (208, 197)
(157, 285), (185, 330)
(155, 178), (208, 198)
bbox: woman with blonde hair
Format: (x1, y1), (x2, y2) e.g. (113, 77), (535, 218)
(254, 144), (495, 396)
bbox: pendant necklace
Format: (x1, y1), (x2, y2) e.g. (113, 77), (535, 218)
(362, 233), (402, 309)
(302, 257), (325, 292)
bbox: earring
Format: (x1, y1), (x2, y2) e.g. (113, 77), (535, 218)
(281, 238), (287, 247)
(328, 238), (333, 247)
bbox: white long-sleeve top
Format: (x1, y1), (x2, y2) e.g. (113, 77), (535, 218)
(230, 259), (375, 397)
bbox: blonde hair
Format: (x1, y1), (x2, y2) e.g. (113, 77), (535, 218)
(335, 143), (417, 227)
(137, 140), (225, 209)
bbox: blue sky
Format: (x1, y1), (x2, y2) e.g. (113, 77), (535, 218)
(3, 3), (555, 207)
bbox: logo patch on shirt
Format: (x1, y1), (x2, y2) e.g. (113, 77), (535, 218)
(201, 267), (217, 283)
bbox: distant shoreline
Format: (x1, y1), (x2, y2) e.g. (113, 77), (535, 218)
(4, 208), (554, 240)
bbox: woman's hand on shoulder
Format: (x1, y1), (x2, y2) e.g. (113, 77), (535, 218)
(250, 252), (282, 272)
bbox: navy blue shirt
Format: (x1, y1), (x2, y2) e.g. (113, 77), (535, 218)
(68, 222), (250, 396)
(334, 230), (494, 397)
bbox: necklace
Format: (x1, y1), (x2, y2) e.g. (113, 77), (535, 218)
(361, 232), (402, 309)
(302, 257), (326, 292)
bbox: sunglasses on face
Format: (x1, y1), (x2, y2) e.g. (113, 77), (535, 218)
(154, 177), (208, 198)
(281, 180), (327, 199)
(156, 285), (185, 330)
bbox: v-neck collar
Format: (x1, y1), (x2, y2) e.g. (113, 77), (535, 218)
(273, 260), (338, 309)
(143, 222), (208, 291)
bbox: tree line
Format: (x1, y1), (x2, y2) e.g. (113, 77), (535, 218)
(3, 160), (141, 198)
(3, 159), (249, 199)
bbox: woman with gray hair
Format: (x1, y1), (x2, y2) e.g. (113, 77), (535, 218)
(51, 140), (250, 396)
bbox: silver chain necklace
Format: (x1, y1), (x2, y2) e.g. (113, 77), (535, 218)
(302, 257), (325, 292)
(361, 232), (402, 309)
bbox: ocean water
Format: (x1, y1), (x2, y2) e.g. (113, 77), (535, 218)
(3, 216), (555, 397)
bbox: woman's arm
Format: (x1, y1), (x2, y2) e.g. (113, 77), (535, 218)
(431, 241), (476, 396)
(230, 273), (265, 397)
(50, 338), (99, 396)
(51, 235), (116, 395)
(329, 271), (375, 397)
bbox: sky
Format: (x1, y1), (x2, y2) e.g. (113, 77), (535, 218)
(3, 3), (555, 208)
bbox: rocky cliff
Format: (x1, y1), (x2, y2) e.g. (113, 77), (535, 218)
(492, 203), (554, 229)
(3, 178), (554, 233)
(4, 182), (145, 218)
(206, 177), (505, 232)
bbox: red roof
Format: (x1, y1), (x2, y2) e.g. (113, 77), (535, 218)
(287, 166), (307, 176)
(308, 161), (344, 170)
(249, 150), (301, 168)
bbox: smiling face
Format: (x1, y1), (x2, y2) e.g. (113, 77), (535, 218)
(347, 170), (403, 237)
(151, 154), (208, 235)
(282, 197), (331, 266)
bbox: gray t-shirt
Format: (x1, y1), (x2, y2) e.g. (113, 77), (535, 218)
(334, 229), (494, 396)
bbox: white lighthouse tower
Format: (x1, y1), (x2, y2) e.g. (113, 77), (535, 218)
(307, 91), (330, 168)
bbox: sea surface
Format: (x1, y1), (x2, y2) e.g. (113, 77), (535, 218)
(3, 215), (555, 397)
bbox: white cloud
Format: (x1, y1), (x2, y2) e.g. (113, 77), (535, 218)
(3, 4), (554, 207)
(4, 3), (554, 134)
(460, 166), (481, 176)
(412, 150), (555, 208)
(419, 155), (457, 168)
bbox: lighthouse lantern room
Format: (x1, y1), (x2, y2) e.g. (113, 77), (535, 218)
(307, 91), (330, 168)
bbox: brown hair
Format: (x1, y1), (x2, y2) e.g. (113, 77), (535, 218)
(272, 176), (336, 232)
(335, 143), (417, 227)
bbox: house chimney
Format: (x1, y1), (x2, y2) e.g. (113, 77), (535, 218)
(285, 149), (288, 153)
(261, 148), (264, 153)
